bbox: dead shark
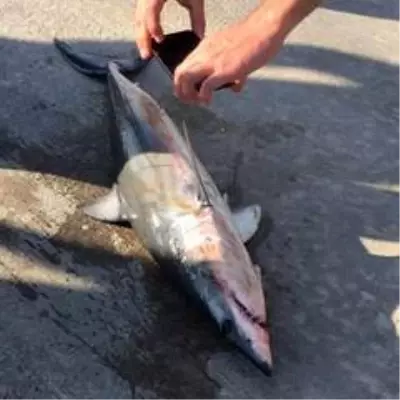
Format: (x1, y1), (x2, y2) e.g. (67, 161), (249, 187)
(54, 35), (273, 375)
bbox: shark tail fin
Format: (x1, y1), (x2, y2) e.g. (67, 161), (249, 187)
(53, 38), (149, 80)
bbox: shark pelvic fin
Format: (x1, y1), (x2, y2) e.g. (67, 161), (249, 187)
(82, 184), (132, 222)
(231, 204), (262, 243)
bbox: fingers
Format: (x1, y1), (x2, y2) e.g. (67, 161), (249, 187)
(188, 0), (206, 38)
(134, 0), (165, 59)
(177, 0), (206, 38)
(198, 74), (230, 103)
(175, 63), (243, 104)
(135, 29), (153, 59)
(174, 64), (209, 103)
(134, 0), (247, 104)
(147, 0), (165, 42)
(135, 0), (206, 59)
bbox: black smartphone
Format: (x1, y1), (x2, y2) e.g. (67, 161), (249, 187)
(151, 30), (234, 92)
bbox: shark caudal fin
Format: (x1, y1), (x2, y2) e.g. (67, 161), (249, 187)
(53, 38), (148, 80)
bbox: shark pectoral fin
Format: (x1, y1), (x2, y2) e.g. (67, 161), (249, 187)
(253, 264), (262, 280)
(231, 204), (262, 243)
(82, 185), (131, 222)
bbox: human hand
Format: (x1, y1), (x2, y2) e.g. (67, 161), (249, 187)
(134, 0), (206, 59)
(173, 9), (285, 104)
(173, 0), (322, 104)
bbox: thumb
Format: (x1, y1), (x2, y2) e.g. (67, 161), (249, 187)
(188, 0), (206, 38)
(147, 0), (166, 42)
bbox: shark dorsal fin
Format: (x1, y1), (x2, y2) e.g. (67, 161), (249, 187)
(181, 121), (212, 208)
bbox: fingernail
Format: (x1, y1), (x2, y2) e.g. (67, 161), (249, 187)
(141, 50), (151, 59)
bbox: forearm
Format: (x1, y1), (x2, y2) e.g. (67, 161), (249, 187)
(172, 0), (323, 103)
(251, 0), (322, 41)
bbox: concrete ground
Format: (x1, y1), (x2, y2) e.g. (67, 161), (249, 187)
(0, 0), (398, 398)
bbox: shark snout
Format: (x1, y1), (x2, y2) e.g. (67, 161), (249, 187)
(223, 291), (273, 375)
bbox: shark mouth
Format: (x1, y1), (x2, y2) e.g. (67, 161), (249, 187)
(218, 286), (273, 376)
(231, 292), (267, 329)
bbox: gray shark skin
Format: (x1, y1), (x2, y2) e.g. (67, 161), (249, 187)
(54, 39), (273, 375)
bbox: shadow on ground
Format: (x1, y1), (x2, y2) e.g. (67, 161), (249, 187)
(0, 219), (233, 399)
(322, 0), (399, 21)
(0, 36), (398, 398)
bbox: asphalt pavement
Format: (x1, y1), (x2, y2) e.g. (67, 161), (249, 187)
(0, 0), (398, 398)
